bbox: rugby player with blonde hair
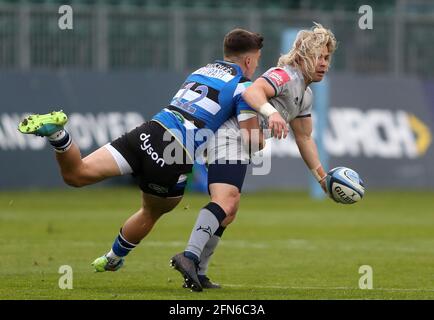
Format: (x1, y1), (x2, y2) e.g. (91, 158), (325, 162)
(173, 23), (337, 290)
(246, 22), (337, 185)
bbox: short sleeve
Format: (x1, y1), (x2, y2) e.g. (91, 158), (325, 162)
(261, 67), (291, 97)
(233, 80), (257, 122)
(236, 97), (257, 122)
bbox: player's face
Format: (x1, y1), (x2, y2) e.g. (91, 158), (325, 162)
(311, 46), (330, 82)
(244, 49), (261, 79)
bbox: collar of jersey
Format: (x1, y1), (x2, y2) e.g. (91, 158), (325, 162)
(215, 60), (244, 76)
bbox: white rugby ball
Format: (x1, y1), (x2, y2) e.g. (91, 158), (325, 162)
(325, 167), (365, 204)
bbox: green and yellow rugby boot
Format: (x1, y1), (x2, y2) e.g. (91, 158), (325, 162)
(18, 111), (68, 137)
(91, 255), (125, 272)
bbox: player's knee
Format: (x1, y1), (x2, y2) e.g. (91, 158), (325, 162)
(213, 191), (240, 218)
(62, 173), (85, 188)
(138, 206), (164, 225)
(62, 170), (91, 188)
(222, 212), (237, 226)
(223, 201), (238, 219)
(141, 201), (173, 219)
(140, 194), (181, 222)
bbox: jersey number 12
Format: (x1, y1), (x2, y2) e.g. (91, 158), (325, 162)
(174, 82), (208, 114)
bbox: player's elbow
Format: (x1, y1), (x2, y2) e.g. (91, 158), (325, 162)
(294, 134), (312, 145)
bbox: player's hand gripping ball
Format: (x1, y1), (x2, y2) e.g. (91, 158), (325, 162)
(326, 167), (365, 204)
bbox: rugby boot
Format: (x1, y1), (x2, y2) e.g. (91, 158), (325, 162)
(91, 255), (124, 272)
(18, 111), (68, 137)
(170, 253), (203, 292)
(183, 275), (221, 289)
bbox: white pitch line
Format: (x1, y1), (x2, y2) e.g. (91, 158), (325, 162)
(139, 240), (434, 253)
(223, 283), (434, 293)
(141, 239), (316, 250)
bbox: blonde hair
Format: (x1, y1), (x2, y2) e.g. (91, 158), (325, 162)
(277, 22), (337, 81)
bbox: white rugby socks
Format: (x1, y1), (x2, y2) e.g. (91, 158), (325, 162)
(197, 225), (225, 276)
(48, 129), (72, 153)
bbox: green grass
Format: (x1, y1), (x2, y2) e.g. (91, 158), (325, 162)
(1, 187), (434, 300)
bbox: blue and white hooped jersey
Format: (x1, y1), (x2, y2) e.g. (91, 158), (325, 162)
(152, 60), (255, 157)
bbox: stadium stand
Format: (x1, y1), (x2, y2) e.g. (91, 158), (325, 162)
(0, 0), (433, 77)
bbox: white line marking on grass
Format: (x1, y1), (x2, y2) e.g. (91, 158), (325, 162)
(143, 241), (185, 247)
(223, 284), (434, 293)
(141, 240), (434, 253)
(142, 239), (315, 250)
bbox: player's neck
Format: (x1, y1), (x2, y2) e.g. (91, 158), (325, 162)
(223, 57), (238, 65)
(224, 57), (247, 77)
(299, 67), (312, 87)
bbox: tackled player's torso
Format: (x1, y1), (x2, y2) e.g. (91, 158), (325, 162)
(269, 66), (309, 123)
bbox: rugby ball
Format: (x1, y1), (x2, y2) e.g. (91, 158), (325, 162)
(325, 167), (365, 204)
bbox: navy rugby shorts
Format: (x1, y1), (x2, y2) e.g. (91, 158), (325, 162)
(207, 161), (248, 194)
(110, 120), (192, 197)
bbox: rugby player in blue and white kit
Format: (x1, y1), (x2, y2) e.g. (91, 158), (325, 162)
(17, 29), (286, 290)
(175, 23), (337, 290)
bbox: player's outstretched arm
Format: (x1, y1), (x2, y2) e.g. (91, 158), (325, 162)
(242, 78), (288, 139)
(290, 116), (327, 193)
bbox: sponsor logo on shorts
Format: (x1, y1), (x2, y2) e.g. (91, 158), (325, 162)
(140, 133), (165, 167)
(148, 183), (169, 194)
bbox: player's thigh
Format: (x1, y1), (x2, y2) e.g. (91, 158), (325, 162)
(208, 161), (248, 215)
(81, 145), (122, 180)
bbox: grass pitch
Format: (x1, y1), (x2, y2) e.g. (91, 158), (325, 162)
(1, 187), (433, 300)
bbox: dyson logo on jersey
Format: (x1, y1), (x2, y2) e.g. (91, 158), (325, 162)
(140, 133), (165, 168)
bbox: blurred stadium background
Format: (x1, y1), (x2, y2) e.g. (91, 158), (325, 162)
(0, 0), (433, 74)
(1, 0), (434, 300)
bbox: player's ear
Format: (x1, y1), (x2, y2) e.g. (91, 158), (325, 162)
(245, 55), (251, 68)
